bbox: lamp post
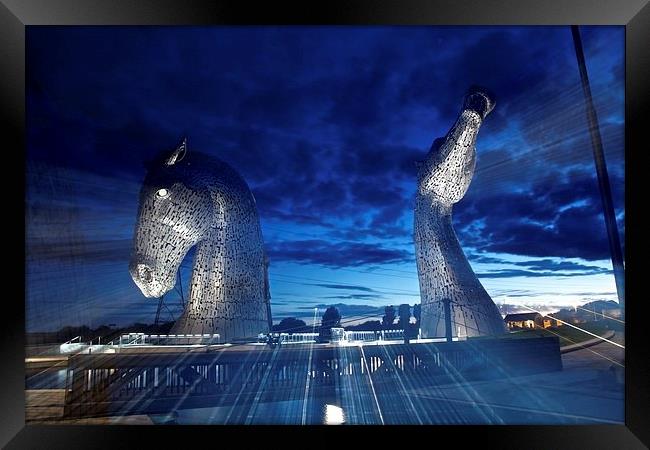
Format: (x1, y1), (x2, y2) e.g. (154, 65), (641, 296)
(443, 298), (453, 343)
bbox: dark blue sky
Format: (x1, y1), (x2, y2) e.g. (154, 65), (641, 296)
(26, 26), (624, 331)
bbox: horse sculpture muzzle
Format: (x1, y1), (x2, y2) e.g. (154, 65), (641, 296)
(129, 259), (168, 299)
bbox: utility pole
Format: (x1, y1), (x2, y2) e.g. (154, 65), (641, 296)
(571, 26), (625, 316)
(264, 255), (273, 332)
(154, 295), (164, 326)
(176, 268), (185, 309)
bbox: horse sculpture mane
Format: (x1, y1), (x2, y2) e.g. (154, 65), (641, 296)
(129, 139), (272, 341)
(415, 87), (507, 338)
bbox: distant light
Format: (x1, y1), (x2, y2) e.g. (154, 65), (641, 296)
(156, 188), (169, 198)
(324, 404), (345, 425)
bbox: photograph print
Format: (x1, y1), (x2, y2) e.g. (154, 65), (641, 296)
(25, 25), (625, 425)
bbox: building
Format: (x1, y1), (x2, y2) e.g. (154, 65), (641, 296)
(504, 313), (562, 330)
(542, 316), (563, 328)
(504, 313), (540, 329)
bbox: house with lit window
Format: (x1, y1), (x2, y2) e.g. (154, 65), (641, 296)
(504, 312), (561, 330)
(541, 316), (563, 328)
(504, 312), (540, 329)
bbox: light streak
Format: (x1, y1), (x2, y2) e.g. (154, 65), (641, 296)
(521, 304), (624, 349)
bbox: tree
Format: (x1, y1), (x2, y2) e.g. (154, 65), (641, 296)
(398, 304), (411, 328)
(413, 304), (421, 324)
(319, 306), (341, 341)
(412, 303), (422, 339)
(321, 306), (341, 329)
(272, 317), (307, 333)
(382, 305), (396, 329)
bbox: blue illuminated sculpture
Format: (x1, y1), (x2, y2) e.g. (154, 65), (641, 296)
(415, 87), (507, 338)
(129, 139), (272, 341)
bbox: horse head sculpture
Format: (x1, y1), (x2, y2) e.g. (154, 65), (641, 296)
(414, 87), (506, 338)
(129, 139), (271, 340)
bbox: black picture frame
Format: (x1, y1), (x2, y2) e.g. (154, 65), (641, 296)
(2, 0), (647, 448)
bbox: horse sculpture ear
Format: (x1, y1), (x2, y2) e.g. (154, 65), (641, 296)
(165, 137), (188, 166)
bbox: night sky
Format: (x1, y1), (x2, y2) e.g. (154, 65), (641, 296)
(25, 26), (624, 332)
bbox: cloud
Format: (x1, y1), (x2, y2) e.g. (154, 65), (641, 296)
(477, 268), (611, 279)
(323, 294), (383, 300)
(400, 29), (567, 125)
(27, 239), (132, 264)
(298, 303), (385, 316)
(267, 239), (413, 268)
(27, 27), (625, 262)
(455, 168), (624, 261)
(511, 259), (608, 272)
(468, 253), (508, 264)
(311, 284), (375, 292)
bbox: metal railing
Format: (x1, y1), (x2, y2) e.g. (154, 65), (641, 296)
(59, 336), (85, 354)
(59, 328), (413, 354)
(118, 333), (222, 346)
(342, 329), (404, 343)
(62, 336), (563, 419)
(257, 329), (408, 345)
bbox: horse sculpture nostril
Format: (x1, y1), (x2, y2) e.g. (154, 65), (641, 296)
(463, 86), (495, 119)
(138, 265), (153, 283)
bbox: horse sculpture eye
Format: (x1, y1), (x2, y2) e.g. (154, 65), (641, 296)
(156, 188), (169, 198)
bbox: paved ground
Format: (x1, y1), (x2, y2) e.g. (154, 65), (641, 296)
(25, 390), (155, 424)
(395, 332), (625, 425)
(562, 332), (624, 371)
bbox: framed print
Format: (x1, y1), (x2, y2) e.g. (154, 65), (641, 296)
(2, 0), (648, 448)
